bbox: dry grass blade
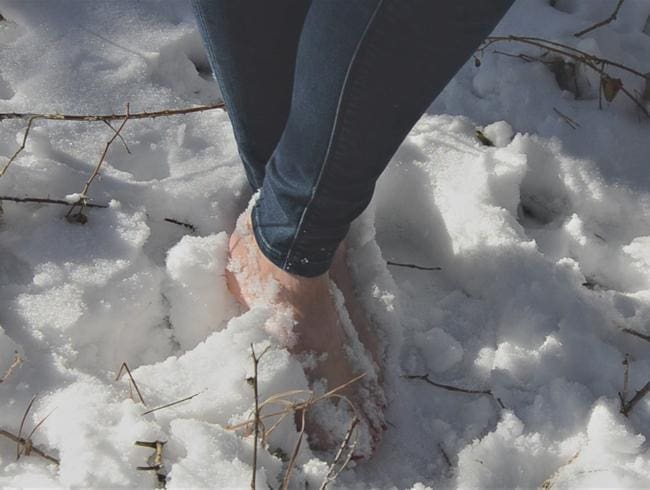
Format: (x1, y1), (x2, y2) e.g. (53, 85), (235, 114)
(141, 391), (202, 416)
(0, 116), (38, 178)
(25, 408), (56, 446)
(17, 395), (37, 460)
(116, 362), (147, 406)
(403, 373), (506, 409)
(0, 352), (23, 383)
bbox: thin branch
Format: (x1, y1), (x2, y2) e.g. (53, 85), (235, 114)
(250, 344), (270, 490)
(0, 429), (59, 465)
(281, 407), (307, 490)
(574, 0), (625, 38)
(480, 35), (649, 117)
(403, 373), (505, 408)
(141, 391), (202, 416)
(386, 261), (442, 271)
(320, 417), (360, 490)
(622, 327), (650, 343)
(164, 218), (196, 233)
(553, 107), (581, 129)
(0, 352), (23, 383)
(66, 104), (131, 221)
(621, 382), (650, 416)
(0, 102), (225, 122)
(103, 120), (131, 154)
(116, 362), (147, 406)
(0, 195), (108, 208)
(439, 443), (453, 469)
(0, 116), (38, 178)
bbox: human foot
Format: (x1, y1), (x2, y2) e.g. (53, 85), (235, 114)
(225, 211), (385, 454)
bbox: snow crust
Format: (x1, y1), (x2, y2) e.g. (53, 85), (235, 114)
(1, 0), (649, 488)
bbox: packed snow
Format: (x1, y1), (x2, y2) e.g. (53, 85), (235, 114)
(1, 0), (649, 488)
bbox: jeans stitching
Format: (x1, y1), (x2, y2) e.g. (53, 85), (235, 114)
(282, 0), (385, 270)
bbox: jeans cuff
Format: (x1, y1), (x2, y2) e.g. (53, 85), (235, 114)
(251, 205), (333, 278)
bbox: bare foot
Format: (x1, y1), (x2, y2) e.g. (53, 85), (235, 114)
(225, 211), (385, 454)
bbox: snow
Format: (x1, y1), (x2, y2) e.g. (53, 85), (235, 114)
(1, 0), (649, 488)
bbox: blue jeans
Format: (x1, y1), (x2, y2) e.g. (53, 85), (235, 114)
(193, 0), (513, 277)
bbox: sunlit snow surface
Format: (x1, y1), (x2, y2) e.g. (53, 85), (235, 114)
(1, 0), (649, 488)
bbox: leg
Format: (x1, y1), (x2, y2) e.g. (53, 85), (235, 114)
(253, 0), (515, 277)
(192, 0), (310, 190)
(229, 0), (515, 454)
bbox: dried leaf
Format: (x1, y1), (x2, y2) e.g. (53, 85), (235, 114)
(601, 76), (623, 102)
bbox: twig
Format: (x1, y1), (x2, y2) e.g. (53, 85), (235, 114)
(0, 352), (23, 383)
(320, 417), (360, 490)
(250, 344), (270, 490)
(164, 218), (196, 233)
(402, 373), (505, 408)
(541, 450), (581, 489)
(622, 355), (630, 404)
(0, 429), (59, 465)
(622, 327), (650, 343)
(0, 195), (108, 208)
(479, 35), (649, 117)
(282, 407), (307, 490)
(0, 116), (38, 178)
(103, 120), (131, 154)
(574, 0), (625, 38)
(141, 391), (202, 416)
(66, 104), (130, 222)
(135, 440), (167, 487)
(553, 107), (581, 129)
(0, 102), (225, 122)
(621, 382), (650, 417)
(116, 362), (147, 406)
(386, 261), (442, 271)
(439, 443), (453, 469)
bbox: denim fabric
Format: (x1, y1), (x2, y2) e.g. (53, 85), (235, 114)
(193, 0), (514, 277)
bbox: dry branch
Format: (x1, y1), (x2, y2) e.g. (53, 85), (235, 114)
(164, 218), (197, 233)
(620, 382), (650, 417)
(386, 260), (442, 271)
(0, 429), (59, 465)
(250, 344), (270, 490)
(0, 195), (108, 208)
(135, 440), (167, 487)
(622, 327), (650, 343)
(320, 417), (360, 490)
(479, 35), (649, 117)
(0, 102), (225, 122)
(0, 116), (37, 178)
(66, 104), (131, 222)
(403, 373), (505, 409)
(0, 352), (23, 383)
(574, 0), (625, 38)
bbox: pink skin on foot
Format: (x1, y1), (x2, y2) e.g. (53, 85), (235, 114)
(225, 213), (385, 454)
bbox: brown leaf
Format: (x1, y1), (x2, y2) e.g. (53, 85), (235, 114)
(601, 76), (623, 102)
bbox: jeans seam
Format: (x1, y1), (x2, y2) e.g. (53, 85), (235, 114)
(282, 0), (385, 270)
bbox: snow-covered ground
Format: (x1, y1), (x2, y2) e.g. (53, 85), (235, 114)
(1, 0), (649, 488)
